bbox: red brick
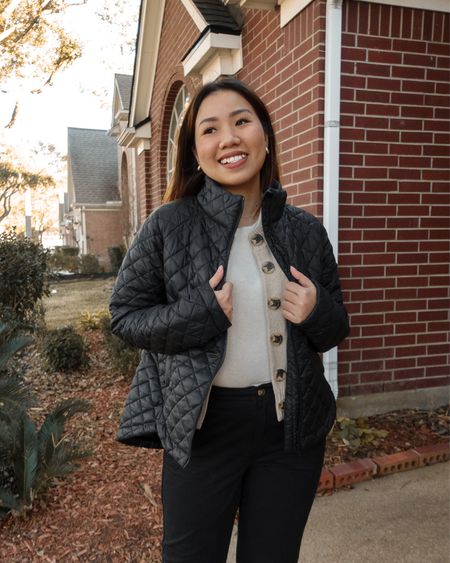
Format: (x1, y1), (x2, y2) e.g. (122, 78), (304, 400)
(403, 53), (437, 67)
(389, 144), (422, 156)
(393, 39), (427, 53)
(357, 35), (392, 51)
(402, 79), (435, 93)
(392, 65), (425, 79)
(329, 459), (377, 489)
(391, 92), (424, 105)
(395, 345), (427, 357)
(356, 62), (391, 77)
(372, 451), (421, 476)
(411, 443), (450, 466)
(356, 89), (390, 103)
(355, 116), (390, 129)
(367, 77), (402, 90)
(385, 357), (416, 369)
(317, 468), (334, 493)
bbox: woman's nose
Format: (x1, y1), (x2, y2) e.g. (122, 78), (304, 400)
(219, 130), (240, 149)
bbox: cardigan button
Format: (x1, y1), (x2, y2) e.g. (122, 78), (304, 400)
(262, 261), (275, 274)
(278, 400), (285, 411)
(270, 334), (283, 345)
(268, 298), (281, 310)
(250, 233), (264, 246)
(275, 369), (286, 382)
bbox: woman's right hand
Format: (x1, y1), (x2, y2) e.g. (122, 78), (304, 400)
(209, 265), (233, 321)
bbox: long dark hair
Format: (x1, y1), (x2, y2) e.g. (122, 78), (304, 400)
(163, 78), (280, 203)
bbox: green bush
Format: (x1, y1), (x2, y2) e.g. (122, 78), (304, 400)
(108, 245), (125, 274)
(48, 246), (79, 273)
(79, 254), (101, 275)
(42, 326), (88, 372)
(0, 321), (91, 520)
(99, 313), (139, 378)
(0, 230), (49, 336)
(60, 246), (79, 257)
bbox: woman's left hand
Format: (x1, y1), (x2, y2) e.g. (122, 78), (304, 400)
(281, 266), (317, 324)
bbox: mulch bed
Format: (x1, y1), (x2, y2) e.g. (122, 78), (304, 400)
(1, 330), (448, 562)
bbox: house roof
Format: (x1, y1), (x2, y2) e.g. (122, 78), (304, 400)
(67, 127), (119, 205)
(115, 73), (133, 111)
(191, 0), (241, 34)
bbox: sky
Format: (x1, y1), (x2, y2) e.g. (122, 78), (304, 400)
(0, 0), (140, 158)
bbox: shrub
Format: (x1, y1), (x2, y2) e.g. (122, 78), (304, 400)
(42, 326), (88, 372)
(0, 230), (49, 336)
(48, 246), (79, 273)
(77, 310), (107, 330)
(0, 321), (91, 520)
(108, 245), (125, 274)
(79, 254), (101, 275)
(60, 246), (79, 257)
(99, 313), (139, 378)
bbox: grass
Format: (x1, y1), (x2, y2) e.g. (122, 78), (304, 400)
(43, 277), (116, 329)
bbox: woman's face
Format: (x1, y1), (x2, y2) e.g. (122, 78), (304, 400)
(194, 89), (267, 194)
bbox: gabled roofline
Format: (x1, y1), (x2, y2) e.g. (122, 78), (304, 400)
(128, 0), (166, 129)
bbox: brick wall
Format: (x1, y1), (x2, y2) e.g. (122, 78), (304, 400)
(238, 2), (327, 217)
(338, 2), (450, 397)
(85, 209), (124, 270)
(141, 0), (200, 220)
(143, 0), (449, 399)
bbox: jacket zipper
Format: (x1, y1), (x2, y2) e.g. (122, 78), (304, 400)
(201, 196), (244, 396)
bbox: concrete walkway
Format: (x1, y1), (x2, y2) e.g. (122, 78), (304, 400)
(227, 461), (449, 563)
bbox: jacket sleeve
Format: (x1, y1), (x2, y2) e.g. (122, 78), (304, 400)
(295, 222), (349, 352)
(109, 211), (231, 354)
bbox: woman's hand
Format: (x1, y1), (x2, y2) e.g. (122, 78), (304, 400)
(282, 266), (317, 324)
(209, 265), (233, 321)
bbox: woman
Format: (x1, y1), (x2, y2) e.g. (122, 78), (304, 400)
(110, 78), (349, 563)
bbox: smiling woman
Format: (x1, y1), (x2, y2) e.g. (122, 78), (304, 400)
(193, 91), (267, 226)
(110, 77), (349, 563)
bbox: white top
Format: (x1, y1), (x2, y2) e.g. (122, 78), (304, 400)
(213, 217), (272, 387)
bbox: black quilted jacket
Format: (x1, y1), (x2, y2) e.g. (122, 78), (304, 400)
(110, 177), (349, 468)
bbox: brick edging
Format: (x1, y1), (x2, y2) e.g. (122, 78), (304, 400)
(318, 442), (449, 494)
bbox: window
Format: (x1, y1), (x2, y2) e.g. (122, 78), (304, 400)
(167, 85), (190, 183)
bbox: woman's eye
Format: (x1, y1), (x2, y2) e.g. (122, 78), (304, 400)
(236, 118), (249, 126)
(203, 127), (216, 135)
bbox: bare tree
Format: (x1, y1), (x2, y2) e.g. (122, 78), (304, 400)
(0, 160), (54, 223)
(0, 0), (85, 125)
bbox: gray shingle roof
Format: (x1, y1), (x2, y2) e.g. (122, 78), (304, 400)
(115, 74), (133, 111)
(192, 0), (241, 34)
(68, 127), (119, 205)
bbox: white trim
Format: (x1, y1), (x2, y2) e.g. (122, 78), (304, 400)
(183, 32), (243, 81)
(279, 0), (314, 27)
(180, 0), (208, 31)
(323, 0), (343, 399)
(73, 203), (122, 210)
(137, 139), (150, 155)
(359, 0), (449, 12)
(224, 0), (276, 8)
(117, 120), (151, 149)
(130, 0), (165, 127)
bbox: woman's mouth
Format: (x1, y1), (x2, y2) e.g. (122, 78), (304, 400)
(219, 153), (248, 168)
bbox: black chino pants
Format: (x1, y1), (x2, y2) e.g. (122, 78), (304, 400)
(162, 383), (326, 563)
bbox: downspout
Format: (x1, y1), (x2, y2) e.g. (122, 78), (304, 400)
(323, 0), (343, 399)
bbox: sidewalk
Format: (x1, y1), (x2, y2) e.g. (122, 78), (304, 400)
(227, 461), (449, 563)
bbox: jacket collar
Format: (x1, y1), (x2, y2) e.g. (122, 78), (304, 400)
(197, 176), (286, 227)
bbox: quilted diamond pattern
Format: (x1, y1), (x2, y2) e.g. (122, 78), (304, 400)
(110, 177), (349, 467)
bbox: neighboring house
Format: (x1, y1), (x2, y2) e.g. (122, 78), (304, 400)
(109, 73), (141, 247)
(115, 0), (449, 416)
(63, 127), (123, 270)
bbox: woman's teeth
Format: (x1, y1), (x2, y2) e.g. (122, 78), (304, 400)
(220, 154), (247, 164)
